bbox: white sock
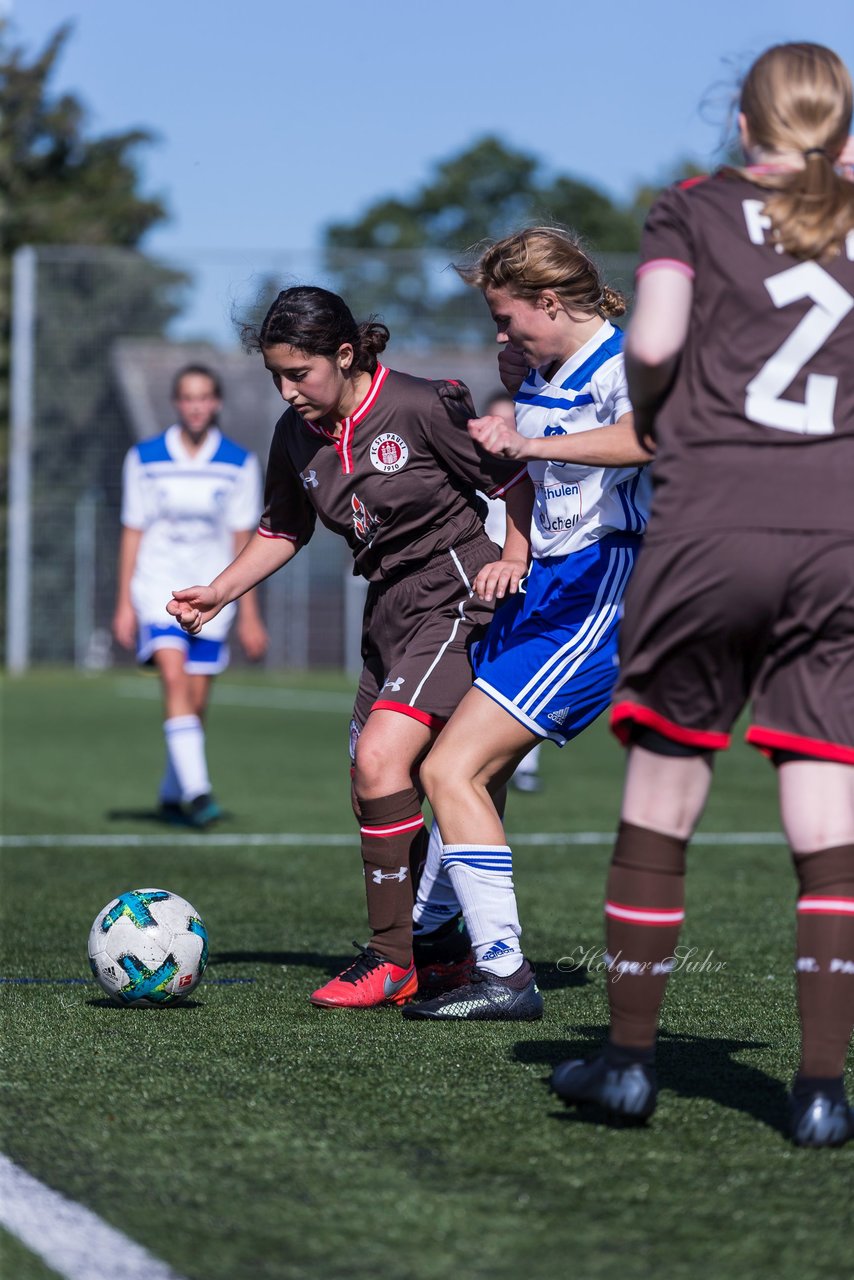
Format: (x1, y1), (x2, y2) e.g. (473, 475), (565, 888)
(514, 743), (541, 778)
(158, 754), (182, 805)
(163, 716), (210, 803)
(441, 843), (522, 977)
(412, 821), (460, 933)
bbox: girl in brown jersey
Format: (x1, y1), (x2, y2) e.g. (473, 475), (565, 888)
(550, 43), (854, 1148)
(167, 286), (526, 1008)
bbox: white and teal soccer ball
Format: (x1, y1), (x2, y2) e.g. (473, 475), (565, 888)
(88, 888), (209, 1006)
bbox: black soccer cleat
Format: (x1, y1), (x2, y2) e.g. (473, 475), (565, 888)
(402, 958), (543, 1021)
(157, 800), (186, 825)
(413, 913), (475, 996)
(186, 794), (222, 829)
(788, 1090), (854, 1148)
(550, 1053), (658, 1121)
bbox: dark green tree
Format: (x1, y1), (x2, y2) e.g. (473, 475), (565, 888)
(323, 136), (641, 345)
(0, 22), (180, 418)
(629, 156), (709, 226)
(0, 22), (187, 661)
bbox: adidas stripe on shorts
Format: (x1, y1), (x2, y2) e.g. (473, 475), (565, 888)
(473, 532), (641, 745)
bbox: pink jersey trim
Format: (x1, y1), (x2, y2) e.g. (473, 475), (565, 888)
(746, 726), (854, 766)
(605, 901), (685, 927)
(334, 364), (389, 475)
(487, 465), (528, 499)
(258, 526), (298, 541)
(797, 896), (854, 916)
(370, 700), (447, 731)
(636, 258), (695, 280)
(611, 701), (731, 750)
(352, 364), (389, 424)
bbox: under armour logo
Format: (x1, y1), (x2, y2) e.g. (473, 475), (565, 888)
(381, 676), (405, 693)
(301, 469), (318, 489)
(372, 867), (408, 884)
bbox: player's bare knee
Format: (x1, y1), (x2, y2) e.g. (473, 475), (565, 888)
(352, 739), (410, 800)
(419, 743), (463, 808)
(622, 731), (713, 841)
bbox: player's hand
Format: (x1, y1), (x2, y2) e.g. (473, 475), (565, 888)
(468, 414), (528, 459)
(497, 344), (528, 396)
(473, 558), (528, 603)
(237, 613), (268, 662)
(112, 601), (137, 650)
(167, 585), (222, 635)
(838, 134), (854, 181)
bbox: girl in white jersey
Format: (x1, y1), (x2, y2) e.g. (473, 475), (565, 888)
(113, 365), (267, 827)
(405, 229), (652, 1021)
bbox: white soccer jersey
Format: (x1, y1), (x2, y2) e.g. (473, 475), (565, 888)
(121, 425), (263, 638)
(515, 321), (650, 558)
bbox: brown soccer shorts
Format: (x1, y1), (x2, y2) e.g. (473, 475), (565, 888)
(351, 533), (500, 743)
(610, 529), (854, 764)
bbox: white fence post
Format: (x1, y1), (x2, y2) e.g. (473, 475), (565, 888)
(73, 491), (98, 668)
(7, 247), (37, 673)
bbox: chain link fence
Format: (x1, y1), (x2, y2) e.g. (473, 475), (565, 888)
(6, 245), (638, 672)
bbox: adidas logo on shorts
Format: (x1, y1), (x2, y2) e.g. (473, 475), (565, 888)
(548, 707), (570, 725)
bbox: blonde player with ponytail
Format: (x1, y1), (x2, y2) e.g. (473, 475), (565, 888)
(406, 227), (653, 1021)
(549, 43), (854, 1147)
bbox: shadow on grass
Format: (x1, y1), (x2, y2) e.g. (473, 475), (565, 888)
(86, 997), (204, 1010)
(211, 950), (591, 990)
(212, 949), (351, 976)
(514, 1024), (788, 1135)
(530, 959), (590, 991)
(104, 808), (235, 827)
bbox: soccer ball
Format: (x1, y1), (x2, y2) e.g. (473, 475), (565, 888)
(88, 888), (209, 1006)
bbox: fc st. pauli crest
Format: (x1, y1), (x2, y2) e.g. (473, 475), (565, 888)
(369, 432), (409, 473)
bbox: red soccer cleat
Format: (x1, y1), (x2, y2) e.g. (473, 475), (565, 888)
(310, 943), (418, 1008)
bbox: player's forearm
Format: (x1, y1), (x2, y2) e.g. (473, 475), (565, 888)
(212, 531), (297, 607)
(624, 266), (692, 443)
(233, 530), (265, 618)
(115, 527), (143, 606)
(625, 351), (679, 443)
(522, 418), (651, 467)
(503, 479), (534, 563)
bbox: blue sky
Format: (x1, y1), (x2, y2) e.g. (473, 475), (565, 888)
(14, 1), (854, 254)
(11, 2), (854, 343)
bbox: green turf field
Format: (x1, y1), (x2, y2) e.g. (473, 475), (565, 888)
(1, 670), (851, 1280)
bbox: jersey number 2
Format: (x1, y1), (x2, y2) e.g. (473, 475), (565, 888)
(745, 261), (853, 435)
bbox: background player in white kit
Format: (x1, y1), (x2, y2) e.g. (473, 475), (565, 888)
(407, 228), (652, 1020)
(113, 364), (267, 826)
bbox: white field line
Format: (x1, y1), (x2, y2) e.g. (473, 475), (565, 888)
(0, 831), (786, 849)
(115, 678), (353, 713)
(0, 1152), (187, 1280)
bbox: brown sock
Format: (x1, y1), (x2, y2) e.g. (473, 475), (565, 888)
(605, 821), (688, 1050)
(359, 787), (424, 967)
(793, 843), (854, 1078)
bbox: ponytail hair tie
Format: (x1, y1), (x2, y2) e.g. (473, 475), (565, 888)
(803, 147), (828, 158)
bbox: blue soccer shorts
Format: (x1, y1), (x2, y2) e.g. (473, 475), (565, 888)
(473, 533), (641, 745)
(137, 623), (230, 675)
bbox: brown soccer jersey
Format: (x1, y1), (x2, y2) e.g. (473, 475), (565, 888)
(639, 171), (854, 534)
(259, 365), (525, 581)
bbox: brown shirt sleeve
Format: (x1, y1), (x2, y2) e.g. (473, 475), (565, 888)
(427, 381), (527, 498)
(259, 415), (317, 548)
(639, 182), (698, 274)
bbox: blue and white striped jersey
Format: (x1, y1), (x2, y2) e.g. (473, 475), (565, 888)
(121, 424), (262, 635)
(514, 321), (650, 558)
